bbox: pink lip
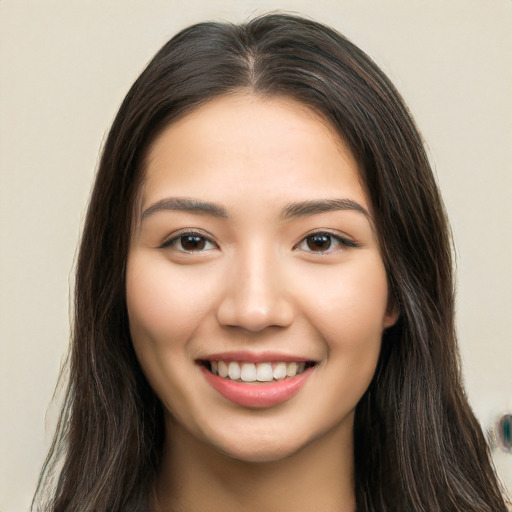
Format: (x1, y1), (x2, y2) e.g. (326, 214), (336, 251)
(198, 350), (314, 364)
(200, 365), (315, 409)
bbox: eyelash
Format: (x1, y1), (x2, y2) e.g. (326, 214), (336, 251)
(293, 231), (359, 254)
(158, 231), (218, 252)
(159, 230), (359, 254)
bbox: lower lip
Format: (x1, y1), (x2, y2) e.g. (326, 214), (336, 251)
(200, 365), (314, 408)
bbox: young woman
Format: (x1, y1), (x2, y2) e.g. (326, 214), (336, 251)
(33, 13), (508, 512)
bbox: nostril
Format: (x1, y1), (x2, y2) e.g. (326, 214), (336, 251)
(216, 296), (294, 332)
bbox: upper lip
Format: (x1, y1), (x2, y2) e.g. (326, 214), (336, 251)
(196, 351), (317, 363)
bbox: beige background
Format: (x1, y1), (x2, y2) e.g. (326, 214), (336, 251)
(1, 1), (511, 510)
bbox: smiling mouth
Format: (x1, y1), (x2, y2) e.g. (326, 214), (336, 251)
(199, 360), (317, 383)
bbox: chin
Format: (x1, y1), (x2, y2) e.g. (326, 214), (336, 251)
(217, 439), (303, 464)
(203, 421), (327, 465)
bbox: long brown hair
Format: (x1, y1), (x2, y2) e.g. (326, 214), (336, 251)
(33, 13), (508, 512)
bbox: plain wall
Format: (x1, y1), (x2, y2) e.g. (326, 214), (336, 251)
(1, 1), (511, 510)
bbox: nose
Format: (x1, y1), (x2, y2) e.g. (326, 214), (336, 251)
(216, 249), (294, 332)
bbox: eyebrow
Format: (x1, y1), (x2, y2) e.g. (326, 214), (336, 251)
(141, 197), (369, 221)
(280, 199), (370, 219)
(141, 197), (228, 220)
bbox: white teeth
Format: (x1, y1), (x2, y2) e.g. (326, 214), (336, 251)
(273, 362), (287, 380)
(218, 360), (228, 378)
(241, 362), (257, 382)
(286, 362), (298, 377)
(228, 361), (241, 380)
(256, 362), (274, 382)
(208, 360), (312, 381)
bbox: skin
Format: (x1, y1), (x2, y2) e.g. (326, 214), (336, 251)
(126, 94), (398, 512)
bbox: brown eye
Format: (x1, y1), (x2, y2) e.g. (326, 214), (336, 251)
(180, 234), (206, 251)
(294, 231), (358, 254)
(159, 231), (217, 253)
(306, 234), (332, 252)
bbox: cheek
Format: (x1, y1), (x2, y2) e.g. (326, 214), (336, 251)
(125, 254), (214, 344)
(125, 254), (215, 420)
(297, 258), (389, 417)
(294, 254), (391, 344)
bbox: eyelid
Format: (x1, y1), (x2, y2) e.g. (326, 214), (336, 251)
(293, 229), (359, 253)
(158, 229), (218, 251)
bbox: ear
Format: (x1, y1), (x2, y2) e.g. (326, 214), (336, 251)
(382, 298), (400, 329)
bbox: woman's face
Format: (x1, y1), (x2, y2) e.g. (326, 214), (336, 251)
(126, 94), (397, 462)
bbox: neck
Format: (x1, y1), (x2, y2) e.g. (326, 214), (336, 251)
(154, 416), (356, 512)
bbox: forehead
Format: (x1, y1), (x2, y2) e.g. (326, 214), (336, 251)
(141, 93), (368, 213)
